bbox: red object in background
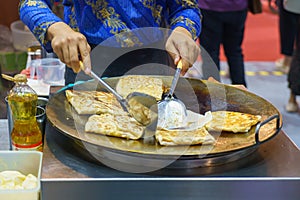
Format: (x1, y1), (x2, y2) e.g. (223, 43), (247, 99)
(20, 69), (30, 77)
(21, 68), (37, 79)
(220, 4), (281, 62)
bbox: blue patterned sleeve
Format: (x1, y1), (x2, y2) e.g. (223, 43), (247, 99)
(167, 0), (202, 40)
(19, 0), (63, 51)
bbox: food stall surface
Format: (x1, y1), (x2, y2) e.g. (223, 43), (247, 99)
(1, 117), (300, 200)
(40, 120), (300, 200)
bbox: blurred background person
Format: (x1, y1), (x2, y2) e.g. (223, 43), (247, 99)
(275, 0), (299, 74)
(285, 0), (300, 112)
(198, 0), (248, 87)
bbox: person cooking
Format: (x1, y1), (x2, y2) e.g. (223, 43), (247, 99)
(19, 0), (201, 84)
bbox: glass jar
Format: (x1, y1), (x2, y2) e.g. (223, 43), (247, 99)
(6, 74), (43, 151)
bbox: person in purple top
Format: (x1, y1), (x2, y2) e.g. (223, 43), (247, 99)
(275, 0), (299, 74)
(198, 0), (248, 87)
(285, 0), (300, 112)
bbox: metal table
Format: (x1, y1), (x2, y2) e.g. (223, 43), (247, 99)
(40, 120), (300, 200)
(0, 119), (10, 150)
(2, 118), (300, 199)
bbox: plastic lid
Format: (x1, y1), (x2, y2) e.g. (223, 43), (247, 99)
(13, 74), (28, 83)
(1, 73), (28, 83)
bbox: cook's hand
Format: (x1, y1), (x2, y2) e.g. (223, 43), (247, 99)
(47, 22), (91, 74)
(166, 27), (200, 75)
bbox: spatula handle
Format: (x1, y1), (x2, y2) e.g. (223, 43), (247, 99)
(79, 61), (124, 101)
(168, 60), (182, 96)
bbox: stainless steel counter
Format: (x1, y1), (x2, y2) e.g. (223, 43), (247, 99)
(40, 121), (300, 200)
(0, 119), (10, 150)
(1, 119), (300, 199)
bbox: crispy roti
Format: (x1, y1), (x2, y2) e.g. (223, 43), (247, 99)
(116, 75), (164, 100)
(156, 110), (215, 146)
(65, 90), (126, 115)
(85, 114), (145, 140)
(155, 127), (215, 146)
(205, 111), (262, 133)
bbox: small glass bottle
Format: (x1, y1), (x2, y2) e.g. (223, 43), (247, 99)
(6, 74), (43, 151)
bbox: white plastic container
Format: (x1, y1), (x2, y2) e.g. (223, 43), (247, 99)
(0, 151), (43, 200)
(34, 58), (65, 86)
(10, 20), (39, 52)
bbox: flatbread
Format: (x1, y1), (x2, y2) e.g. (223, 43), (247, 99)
(205, 111), (262, 133)
(155, 127), (215, 146)
(65, 90), (126, 115)
(156, 111), (215, 146)
(116, 75), (163, 100)
(85, 114), (145, 140)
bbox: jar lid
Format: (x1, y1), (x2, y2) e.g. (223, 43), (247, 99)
(1, 73), (28, 83)
(13, 74), (28, 83)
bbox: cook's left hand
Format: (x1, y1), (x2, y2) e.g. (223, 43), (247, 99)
(166, 27), (200, 75)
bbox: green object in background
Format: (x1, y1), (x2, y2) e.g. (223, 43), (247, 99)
(0, 51), (28, 74)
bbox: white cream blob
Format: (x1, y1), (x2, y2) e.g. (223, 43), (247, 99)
(158, 100), (212, 131)
(0, 171), (38, 190)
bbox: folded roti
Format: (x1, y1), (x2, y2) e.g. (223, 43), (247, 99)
(65, 90), (126, 115)
(85, 114), (145, 140)
(156, 111), (215, 146)
(116, 75), (163, 100)
(205, 111), (262, 133)
(155, 127), (215, 146)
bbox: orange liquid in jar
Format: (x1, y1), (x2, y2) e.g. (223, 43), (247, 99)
(9, 93), (43, 151)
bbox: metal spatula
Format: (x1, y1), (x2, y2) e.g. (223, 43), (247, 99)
(158, 60), (188, 129)
(79, 61), (158, 126)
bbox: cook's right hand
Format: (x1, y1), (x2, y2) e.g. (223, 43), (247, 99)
(165, 27), (200, 75)
(47, 22), (91, 74)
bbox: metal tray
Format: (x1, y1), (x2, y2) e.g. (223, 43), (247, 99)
(46, 76), (282, 171)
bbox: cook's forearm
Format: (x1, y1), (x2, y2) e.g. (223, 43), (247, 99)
(19, 0), (63, 51)
(167, 0), (202, 40)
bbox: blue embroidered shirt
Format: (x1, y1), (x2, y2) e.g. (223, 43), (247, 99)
(19, 0), (201, 51)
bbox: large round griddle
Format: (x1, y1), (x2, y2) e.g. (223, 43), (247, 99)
(46, 76), (282, 170)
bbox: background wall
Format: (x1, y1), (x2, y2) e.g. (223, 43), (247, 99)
(0, 0), (20, 27)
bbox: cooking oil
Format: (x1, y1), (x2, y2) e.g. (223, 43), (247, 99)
(3, 74), (43, 151)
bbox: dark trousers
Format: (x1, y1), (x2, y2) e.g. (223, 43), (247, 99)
(278, 0), (299, 56)
(288, 17), (300, 95)
(199, 9), (247, 86)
